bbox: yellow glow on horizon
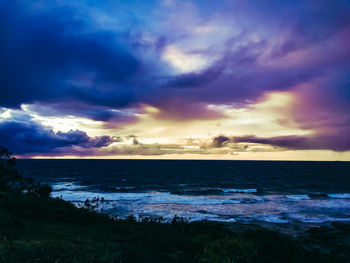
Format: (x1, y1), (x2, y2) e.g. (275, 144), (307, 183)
(25, 150), (350, 161)
(25, 91), (313, 147)
(115, 91), (311, 142)
(12, 91), (350, 161)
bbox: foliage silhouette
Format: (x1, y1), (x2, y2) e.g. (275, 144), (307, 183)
(0, 146), (52, 197)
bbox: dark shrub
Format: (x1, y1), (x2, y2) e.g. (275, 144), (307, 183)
(0, 146), (52, 197)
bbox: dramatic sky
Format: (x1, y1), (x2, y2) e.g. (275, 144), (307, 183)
(1, 0), (350, 160)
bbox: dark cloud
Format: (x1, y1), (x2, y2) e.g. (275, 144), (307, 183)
(127, 135), (139, 145)
(25, 103), (138, 123)
(212, 136), (231, 148)
(150, 100), (226, 120)
(166, 66), (222, 89)
(0, 114), (116, 155)
(234, 135), (312, 150)
(0, 2), (140, 108)
(239, 134), (350, 151)
(161, 42), (323, 107)
(210, 133), (350, 152)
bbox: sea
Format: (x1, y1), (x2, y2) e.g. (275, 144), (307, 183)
(16, 159), (350, 225)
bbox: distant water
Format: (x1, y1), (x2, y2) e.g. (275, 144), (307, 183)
(17, 160), (350, 224)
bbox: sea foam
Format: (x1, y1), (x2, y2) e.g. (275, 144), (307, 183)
(285, 195), (311, 200)
(328, 193), (350, 199)
(51, 185), (350, 225)
(222, 188), (258, 193)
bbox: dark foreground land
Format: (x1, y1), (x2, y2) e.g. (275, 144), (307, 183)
(1, 149), (350, 262)
(1, 192), (350, 263)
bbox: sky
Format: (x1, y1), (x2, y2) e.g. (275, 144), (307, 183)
(1, 0), (350, 160)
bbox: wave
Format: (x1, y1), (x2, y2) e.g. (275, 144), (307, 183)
(222, 188), (258, 193)
(328, 193), (350, 199)
(51, 187), (350, 225)
(254, 215), (288, 224)
(285, 195), (310, 200)
(170, 187), (259, 195)
(172, 188), (223, 195)
(286, 193), (350, 200)
(51, 190), (266, 205)
(288, 214), (350, 223)
(51, 182), (87, 191)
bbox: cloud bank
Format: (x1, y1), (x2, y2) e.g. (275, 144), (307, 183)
(0, 113), (116, 154)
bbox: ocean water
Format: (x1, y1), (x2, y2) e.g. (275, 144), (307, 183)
(17, 160), (350, 224)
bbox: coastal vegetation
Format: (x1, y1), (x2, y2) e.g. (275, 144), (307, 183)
(0, 147), (349, 262)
